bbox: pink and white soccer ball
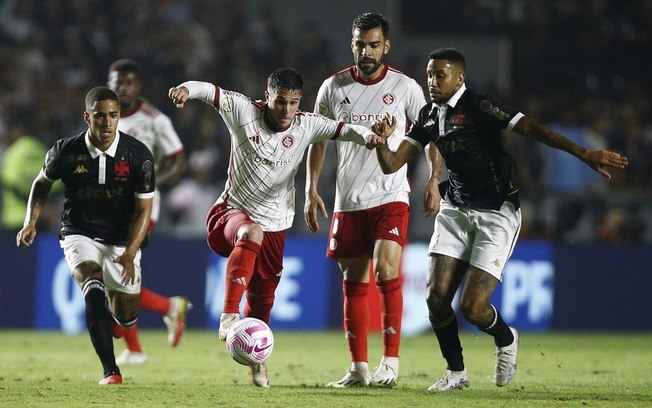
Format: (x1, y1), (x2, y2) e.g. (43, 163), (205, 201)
(225, 317), (274, 366)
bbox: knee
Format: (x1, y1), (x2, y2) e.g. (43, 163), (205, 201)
(425, 283), (448, 315)
(238, 223), (264, 243)
(74, 261), (103, 284)
(459, 297), (486, 325)
(374, 261), (398, 282)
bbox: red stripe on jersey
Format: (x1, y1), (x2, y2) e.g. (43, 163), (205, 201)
(214, 85), (221, 108)
(332, 121), (345, 140)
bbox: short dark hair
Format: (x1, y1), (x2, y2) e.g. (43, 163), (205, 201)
(352, 12), (389, 38)
(428, 48), (466, 71)
(267, 68), (304, 92)
(85, 86), (120, 110)
(108, 58), (141, 78)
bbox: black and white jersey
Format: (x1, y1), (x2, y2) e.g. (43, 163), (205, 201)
(406, 87), (522, 210)
(43, 131), (155, 245)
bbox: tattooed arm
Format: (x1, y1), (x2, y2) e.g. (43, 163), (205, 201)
(512, 116), (628, 179)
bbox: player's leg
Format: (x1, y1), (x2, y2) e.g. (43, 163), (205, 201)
(423, 200), (475, 392)
(62, 235), (121, 384)
(104, 243), (144, 383)
(243, 230), (284, 324)
(425, 253), (470, 392)
(368, 202), (409, 388)
(463, 202), (521, 387)
(243, 230), (285, 388)
(207, 204), (263, 340)
(325, 210), (372, 387)
(369, 239), (403, 387)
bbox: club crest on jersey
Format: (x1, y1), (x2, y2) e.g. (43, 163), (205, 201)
(452, 109), (465, 125)
(281, 134), (294, 149)
(382, 92), (395, 105)
(114, 159), (130, 178)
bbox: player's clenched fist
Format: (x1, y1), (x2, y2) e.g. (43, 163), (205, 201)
(168, 86), (189, 108)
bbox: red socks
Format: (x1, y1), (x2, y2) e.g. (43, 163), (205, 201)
(139, 287), (171, 315)
(343, 280), (369, 362)
(377, 277), (402, 358)
(223, 240), (261, 313)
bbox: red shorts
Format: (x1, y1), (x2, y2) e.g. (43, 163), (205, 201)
(206, 202), (285, 279)
(326, 202), (409, 259)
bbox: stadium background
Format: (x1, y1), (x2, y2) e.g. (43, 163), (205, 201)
(1, 0), (650, 333)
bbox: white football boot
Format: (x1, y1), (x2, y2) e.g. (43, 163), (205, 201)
(427, 369), (469, 392)
(249, 362), (270, 388)
(218, 313), (240, 341)
(115, 349), (148, 366)
(326, 362), (370, 387)
(494, 327), (519, 386)
(369, 356), (399, 388)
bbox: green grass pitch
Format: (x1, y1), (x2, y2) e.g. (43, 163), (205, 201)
(0, 330), (650, 407)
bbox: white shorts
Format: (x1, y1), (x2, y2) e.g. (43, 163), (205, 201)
(428, 199), (521, 280)
(59, 234), (142, 294)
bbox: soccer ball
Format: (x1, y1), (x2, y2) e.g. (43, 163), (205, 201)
(225, 317), (274, 366)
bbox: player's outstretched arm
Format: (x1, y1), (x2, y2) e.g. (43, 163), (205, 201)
(16, 171), (54, 248)
(512, 115), (628, 179)
(169, 81), (216, 108)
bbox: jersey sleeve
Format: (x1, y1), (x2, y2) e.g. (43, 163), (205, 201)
(404, 104), (437, 152)
(405, 79), (428, 123)
(335, 123), (374, 146)
(476, 95), (522, 129)
(133, 146), (156, 198)
(152, 114), (184, 157)
(42, 143), (62, 181)
(314, 79), (335, 119)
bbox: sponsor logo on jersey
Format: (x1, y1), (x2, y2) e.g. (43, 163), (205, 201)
(329, 238), (338, 251)
(382, 92), (395, 105)
(73, 165), (89, 174)
(340, 97), (351, 104)
(341, 111), (384, 123)
(242, 147), (293, 167)
(249, 134), (261, 144)
(389, 227), (400, 236)
(492, 258), (502, 268)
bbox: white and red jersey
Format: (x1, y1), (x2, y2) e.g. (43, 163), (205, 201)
(315, 65), (426, 211)
(182, 81), (376, 232)
(117, 99), (184, 168)
(117, 99), (184, 224)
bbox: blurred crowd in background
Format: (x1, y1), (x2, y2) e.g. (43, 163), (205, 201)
(1, 0), (651, 243)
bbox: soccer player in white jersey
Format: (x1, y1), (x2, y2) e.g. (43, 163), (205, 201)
(304, 13), (438, 388)
(168, 68), (387, 388)
(107, 59), (191, 366)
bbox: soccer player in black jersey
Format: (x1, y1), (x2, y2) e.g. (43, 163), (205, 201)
(371, 48), (628, 392)
(16, 86), (156, 385)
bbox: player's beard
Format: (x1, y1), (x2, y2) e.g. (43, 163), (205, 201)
(356, 55), (384, 76)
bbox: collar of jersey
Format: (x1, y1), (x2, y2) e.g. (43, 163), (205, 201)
(437, 83), (467, 110)
(85, 130), (121, 158)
